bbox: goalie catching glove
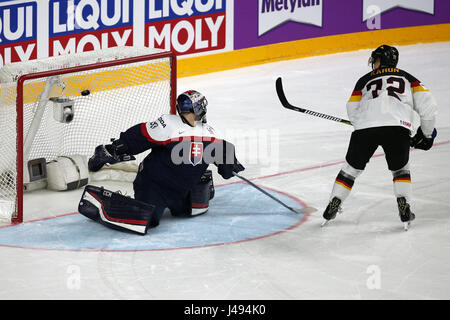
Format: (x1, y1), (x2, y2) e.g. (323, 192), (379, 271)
(410, 127), (437, 151)
(88, 139), (135, 172)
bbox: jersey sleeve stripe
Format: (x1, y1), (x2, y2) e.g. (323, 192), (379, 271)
(140, 122), (163, 144)
(348, 90), (362, 102)
(140, 122), (173, 145)
(140, 122), (151, 139)
(411, 81), (429, 93)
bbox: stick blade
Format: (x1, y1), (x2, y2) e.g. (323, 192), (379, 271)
(275, 77), (289, 107)
(291, 206), (317, 214)
(276, 77), (305, 113)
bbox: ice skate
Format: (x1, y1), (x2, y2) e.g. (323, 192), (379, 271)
(321, 197), (342, 227)
(397, 197), (415, 231)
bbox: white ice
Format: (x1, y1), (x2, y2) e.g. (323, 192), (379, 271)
(0, 42), (449, 299)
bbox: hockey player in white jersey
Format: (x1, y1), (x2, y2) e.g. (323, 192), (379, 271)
(78, 90), (245, 234)
(322, 45), (438, 230)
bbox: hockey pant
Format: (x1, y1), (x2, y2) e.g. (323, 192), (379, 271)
(133, 170), (215, 225)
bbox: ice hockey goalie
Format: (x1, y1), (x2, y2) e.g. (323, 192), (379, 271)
(78, 90), (244, 234)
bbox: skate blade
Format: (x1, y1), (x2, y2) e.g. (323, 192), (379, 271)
(289, 206), (317, 214)
(321, 219), (330, 227)
(297, 206), (317, 214)
(403, 221), (411, 231)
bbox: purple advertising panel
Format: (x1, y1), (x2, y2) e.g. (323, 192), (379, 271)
(234, 0), (450, 50)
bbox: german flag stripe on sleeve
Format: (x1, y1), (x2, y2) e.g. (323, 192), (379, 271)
(348, 90), (362, 102)
(411, 81), (429, 93)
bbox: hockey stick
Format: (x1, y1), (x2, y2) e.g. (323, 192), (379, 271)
(276, 77), (353, 126)
(232, 172), (317, 214)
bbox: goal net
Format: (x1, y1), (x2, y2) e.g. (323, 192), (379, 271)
(0, 47), (177, 224)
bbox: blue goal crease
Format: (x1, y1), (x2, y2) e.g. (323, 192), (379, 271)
(0, 184), (306, 251)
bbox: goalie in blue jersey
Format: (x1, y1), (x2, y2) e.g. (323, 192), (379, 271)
(78, 90), (244, 234)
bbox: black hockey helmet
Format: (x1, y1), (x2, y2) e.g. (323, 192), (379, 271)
(369, 44), (399, 69)
(176, 90), (208, 121)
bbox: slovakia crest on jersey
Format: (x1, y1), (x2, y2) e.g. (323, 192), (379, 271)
(190, 142), (203, 166)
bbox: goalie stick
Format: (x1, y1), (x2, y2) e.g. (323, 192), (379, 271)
(232, 172), (317, 215)
(276, 77), (353, 126)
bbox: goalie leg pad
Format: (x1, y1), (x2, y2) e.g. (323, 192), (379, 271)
(78, 185), (155, 235)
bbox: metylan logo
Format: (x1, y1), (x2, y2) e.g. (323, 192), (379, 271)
(258, 0), (322, 36)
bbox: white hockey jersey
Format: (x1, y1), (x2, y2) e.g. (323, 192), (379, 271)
(346, 67), (438, 136)
(140, 114), (222, 144)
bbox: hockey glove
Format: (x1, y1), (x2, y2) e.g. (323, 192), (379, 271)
(217, 162), (245, 180)
(215, 140), (245, 179)
(88, 139), (136, 172)
(410, 127), (437, 151)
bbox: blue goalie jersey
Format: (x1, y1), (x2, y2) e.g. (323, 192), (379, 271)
(116, 114), (243, 216)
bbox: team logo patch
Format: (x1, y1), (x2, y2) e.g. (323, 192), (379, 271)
(190, 142), (203, 166)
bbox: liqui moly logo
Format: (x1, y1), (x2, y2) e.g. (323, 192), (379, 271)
(363, 0), (434, 21)
(258, 0), (323, 36)
(146, 0), (226, 55)
(49, 0), (133, 56)
(0, 0), (37, 66)
(51, 0), (131, 34)
(190, 142), (203, 166)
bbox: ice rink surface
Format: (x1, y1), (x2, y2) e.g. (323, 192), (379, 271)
(0, 42), (449, 300)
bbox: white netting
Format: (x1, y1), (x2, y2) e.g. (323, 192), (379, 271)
(0, 46), (175, 222)
(0, 46), (167, 83)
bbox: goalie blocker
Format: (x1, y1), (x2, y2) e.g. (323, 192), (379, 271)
(78, 170), (215, 234)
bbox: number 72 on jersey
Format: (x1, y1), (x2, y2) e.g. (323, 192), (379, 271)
(366, 76), (406, 101)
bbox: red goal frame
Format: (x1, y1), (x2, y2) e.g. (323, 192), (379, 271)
(12, 51), (177, 224)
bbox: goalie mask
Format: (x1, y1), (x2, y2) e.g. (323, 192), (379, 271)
(176, 90), (208, 121)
